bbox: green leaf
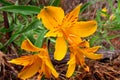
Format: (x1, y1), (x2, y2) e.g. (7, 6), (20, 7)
(14, 34), (26, 47)
(19, 19), (42, 33)
(0, 0), (12, 6)
(53, 0), (60, 6)
(106, 35), (120, 40)
(111, 26), (120, 30)
(0, 42), (3, 49)
(34, 30), (47, 48)
(13, 24), (24, 34)
(49, 37), (56, 43)
(25, 31), (35, 44)
(80, 2), (91, 14)
(118, 0), (120, 10)
(89, 36), (99, 46)
(48, 0), (60, 6)
(0, 5), (41, 15)
(2, 33), (19, 48)
(49, 0), (55, 6)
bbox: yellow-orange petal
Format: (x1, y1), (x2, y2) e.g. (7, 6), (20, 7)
(76, 48), (85, 65)
(21, 39), (43, 52)
(71, 20), (97, 37)
(54, 37), (67, 60)
(41, 62), (51, 78)
(45, 59), (59, 78)
(67, 33), (82, 45)
(79, 41), (90, 48)
(76, 51), (89, 72)
(37, 6), (64, 30)
(82, 64), (89, 72)
(18, 56), (41, 79)
(37, 69), (43, 80)
(86, 46), (101, 52)
(44, 65), (51, 78)
(45, 29), (63, 37)
(81, 50), (103, 59)
(64, 4), (81, 23)
(9, 55), (35, 66)
(66, 53), (76, 77)
(83, 41), (90, 47)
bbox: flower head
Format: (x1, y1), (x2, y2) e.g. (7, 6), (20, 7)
(37, 5), (97, 60)
(109, 14), (116, 20)
(9, 39), (58, 80)
(101, 7), (107, 17)
(66, 41), (103, 77)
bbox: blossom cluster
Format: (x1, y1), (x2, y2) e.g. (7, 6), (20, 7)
(9, 5), (103, 80)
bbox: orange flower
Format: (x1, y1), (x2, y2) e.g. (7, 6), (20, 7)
(9, 39), (58, 80)
(37, 5), (97, 60)
(66, 41), (103, 77)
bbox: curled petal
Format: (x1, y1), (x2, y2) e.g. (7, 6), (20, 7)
(81, 64), (89, 72)
(45, 60), (59, 78)
(41, 62), (51, 78)
(81, 50), (103, 59)
(37, 6), (64, 30)
(18, 56), (41, 79)
(86, 46), (101, 52)
(76, 49), (85, 65)
(54, 37), (67, 60)
(37, 70), (43, 80)
(38, 50), (59, 78)
(9, 55), (34, 66)
(21, 39), (43, 52)
(76, 50), (90, 71)
(66, 53), (76, 77)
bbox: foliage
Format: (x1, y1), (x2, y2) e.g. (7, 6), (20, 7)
(84, 0), (120, 50)
(0, 0), (45, 51)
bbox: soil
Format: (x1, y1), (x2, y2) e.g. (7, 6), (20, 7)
(0, 50), (120, 80)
